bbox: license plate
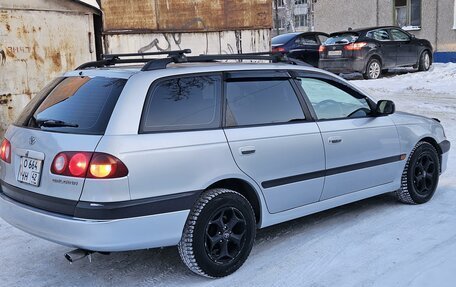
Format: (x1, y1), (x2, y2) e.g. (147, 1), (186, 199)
(328, 50), (342, 56)
(17, 157), (43, 187)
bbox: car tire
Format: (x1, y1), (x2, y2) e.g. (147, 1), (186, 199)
(396, 142), (440, 204)
(418, 50), (432, 71)
(178, 188), (256, 278)
(363, 58), (382, 79)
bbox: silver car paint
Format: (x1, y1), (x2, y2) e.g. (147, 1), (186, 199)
(224, 123), (325, 214)
(0, 63), (449, 251)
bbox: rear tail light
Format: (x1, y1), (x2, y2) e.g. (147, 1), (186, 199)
(344, 42), (368, 51)
(319, 45), (326, 53)
(272, 46), (286, 53)
(0, 139), (11, 163)
(51, 152), (128, 179)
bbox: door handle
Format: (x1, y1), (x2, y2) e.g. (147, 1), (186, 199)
(328, 137), (342, 144)
(239, 146), (256, 155)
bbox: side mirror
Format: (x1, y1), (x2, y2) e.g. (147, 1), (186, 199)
(376, 100), (395, 115)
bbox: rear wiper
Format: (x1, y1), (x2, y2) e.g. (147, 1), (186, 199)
(335, 40), (349, 44)
(37, 119), (79, 128)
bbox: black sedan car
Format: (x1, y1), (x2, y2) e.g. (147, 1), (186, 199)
(272, 32), (329, 67)
(319, 26), (433, 79)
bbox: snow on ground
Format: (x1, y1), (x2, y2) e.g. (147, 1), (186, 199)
(0, 64), (455, 287)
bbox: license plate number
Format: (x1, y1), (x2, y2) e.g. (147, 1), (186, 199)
(328, 50), (342, 56)
(17, 157), (43, 187)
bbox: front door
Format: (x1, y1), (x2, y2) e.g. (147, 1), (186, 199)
(223, 71), (326, 214)
(296, 74), (402, 200)
(390, 28), (416, 66)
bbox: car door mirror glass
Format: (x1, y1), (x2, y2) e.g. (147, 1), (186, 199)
(376, 100), (395, 115)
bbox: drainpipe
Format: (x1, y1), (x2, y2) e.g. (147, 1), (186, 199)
(376, 0), (379, 25)
(274, 0), (280, 35)
(435, 0), (439, 52)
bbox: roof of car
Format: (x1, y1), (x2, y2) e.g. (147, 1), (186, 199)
(66, 61), (325, 79)
(331, 26), (400, 35)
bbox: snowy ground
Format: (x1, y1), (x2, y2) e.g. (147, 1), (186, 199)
(0, 64), (455, 287)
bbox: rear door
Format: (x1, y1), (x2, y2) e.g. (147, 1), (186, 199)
(295, 73), (401, 200)
(223, 71), (325, 214)
(366, 29), (396, 68)
(1, 76), (126, 201)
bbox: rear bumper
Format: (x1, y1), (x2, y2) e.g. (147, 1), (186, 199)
(319, 58), (366, 73)
(0, 192), (189, 252)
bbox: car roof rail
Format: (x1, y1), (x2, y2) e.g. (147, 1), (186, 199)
(76, 49), (312, 71)
(75, 49), (192, 70)
(141, 52), (311, 71)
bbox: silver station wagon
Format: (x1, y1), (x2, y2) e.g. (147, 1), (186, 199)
(0, 50), (450, 277)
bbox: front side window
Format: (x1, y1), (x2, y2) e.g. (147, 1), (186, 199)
(225, 80), (305, 127)
(298, 78), (371, 120)
(395, 0), (421, 28)
(142, 75), (221, 132)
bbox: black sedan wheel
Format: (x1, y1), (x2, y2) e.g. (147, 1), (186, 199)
(397, 142), (440, 204)
(178, 189), (256, 277)
(363, 58), (382, 79)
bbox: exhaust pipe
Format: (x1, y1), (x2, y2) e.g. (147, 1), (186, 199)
(64, 249), (94, 263)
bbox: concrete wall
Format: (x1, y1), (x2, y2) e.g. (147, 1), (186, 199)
(104, 29), (271, 56)
(314, 0), (456, 61)
(0, 0), (99, 136)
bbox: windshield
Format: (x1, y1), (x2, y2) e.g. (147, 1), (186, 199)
(16, 76), (127, 135)
(324, 33), (359, 45)
(272, 34), (297, 45)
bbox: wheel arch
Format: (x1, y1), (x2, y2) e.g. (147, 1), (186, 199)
(418, 136), (443, 171)
(207, 178), (263, 226)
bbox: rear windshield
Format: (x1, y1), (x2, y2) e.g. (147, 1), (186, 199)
(272, 34), (297, 45)
(324, 33), (359, 45)
(15, 76), (127, 135)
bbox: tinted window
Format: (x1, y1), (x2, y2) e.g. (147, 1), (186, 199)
(299, 78), (371, 120)
(317, 34), (328, 44)
(22, 76), (126, 135)
(225, 80), (305, 127)
(390, 29), (410, 41)
(295, 35), (318, 45)
(324, 33), (359, 45)
(272, 34), (298, 45)
(142, 75), (221, 132)
(367, 29), (391, 41)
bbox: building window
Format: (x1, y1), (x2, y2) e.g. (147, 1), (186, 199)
(395, 0), (421, 29)
(295, 0), (307, 5)
(294, 14), (308, 28)
(276, 0), (285, 8)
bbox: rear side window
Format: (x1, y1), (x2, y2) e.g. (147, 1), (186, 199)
(324, 33), (359, 45)
(141, 75), (221, 132)
(367, 29), (391, 41)
(225, 80), (305, 127)
(17, 76), (126, 135)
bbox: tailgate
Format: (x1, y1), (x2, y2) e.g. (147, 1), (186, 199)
(2, 125), (102, 201)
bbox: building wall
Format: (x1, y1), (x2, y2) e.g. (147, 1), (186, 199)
(0, 0), (99, 135)
(101, 0), (272, 55)
(104, 29), (271, 56)
(314, 0), (456, 62)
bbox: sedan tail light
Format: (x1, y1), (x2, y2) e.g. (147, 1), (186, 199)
(0, 139), (11, 163)
(344, 42), (368, 51)
(272, 46), (286, 53)
(319, 45), (326, 53)
(51, 152), (128, 179)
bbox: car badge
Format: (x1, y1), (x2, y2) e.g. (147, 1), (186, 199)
(29, 136), (36, 145)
